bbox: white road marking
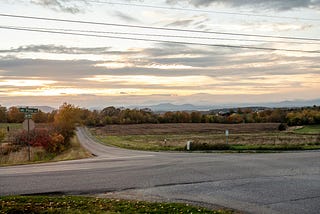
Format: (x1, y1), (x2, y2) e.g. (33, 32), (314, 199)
(0, 154), (154, 175)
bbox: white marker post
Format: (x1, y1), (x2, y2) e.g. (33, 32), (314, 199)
(225, 129), (229, 144)
(187, 141), (192, 151)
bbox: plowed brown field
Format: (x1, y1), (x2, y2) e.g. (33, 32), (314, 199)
(91, 123), (320, 150)
(93, 123), (280, 136)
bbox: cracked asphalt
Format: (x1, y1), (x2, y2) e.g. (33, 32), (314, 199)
(1, 127), (319, 213)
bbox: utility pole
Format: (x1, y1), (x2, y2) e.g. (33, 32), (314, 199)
(27, 116), (30, 161)
(20, 107), (38, 161)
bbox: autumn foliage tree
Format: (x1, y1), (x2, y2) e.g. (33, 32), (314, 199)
(53, 103), (81, 143)
(286, 109), (320, 126)
(47, 133), (65, 153)
(7, 107), (24, 123)
(32, 110), (50, 123)
(0, 105), (7, 123)
(13, 102), (81, 154)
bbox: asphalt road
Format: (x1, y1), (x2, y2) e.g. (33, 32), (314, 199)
(1, 127), (319, 214)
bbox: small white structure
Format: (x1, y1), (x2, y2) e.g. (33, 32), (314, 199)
(187, 141), (192, 150)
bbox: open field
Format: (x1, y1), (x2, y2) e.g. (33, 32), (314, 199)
(294, 125), (320, 134)
(0, 195), (230, 214)
(0, 123), (22, 130)
(93, 123), (280, 135)
(0, 123), (22, 144)
(91, 123), (320, 151)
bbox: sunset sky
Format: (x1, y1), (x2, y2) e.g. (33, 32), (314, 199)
(0, 0), (319, 108)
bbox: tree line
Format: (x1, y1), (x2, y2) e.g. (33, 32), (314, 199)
(1, 103), (320, 155)
(1, 104), (320, 127)
(1, 103), (81, 154)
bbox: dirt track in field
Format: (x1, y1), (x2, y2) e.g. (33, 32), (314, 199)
(93, 123), (280, 136)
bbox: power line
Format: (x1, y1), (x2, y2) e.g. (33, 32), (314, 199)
(6, 25), (320, 45)
(86, 0), (320, 22)
(1, 26), (319, 53)
(1, 13), (320, 42)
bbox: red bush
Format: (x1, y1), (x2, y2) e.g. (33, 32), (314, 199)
(14, 129), (66, 153)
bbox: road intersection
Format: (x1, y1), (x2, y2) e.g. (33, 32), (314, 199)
(1, 127), (319, 213)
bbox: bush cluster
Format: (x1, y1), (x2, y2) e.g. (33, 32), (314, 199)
(14, 129), (65, 153)
(0, 143), (20, 155)
(185, 142), (231, 151)
(278, 123), (288, 131)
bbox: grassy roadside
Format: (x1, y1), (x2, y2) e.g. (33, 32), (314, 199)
(196, 142), (320, 152)
(96, 135), (320, 152)
(0, 136), (92, 166)
(0, 195), (231, 214)
(96, 135), (183, 151)
(52, 136), (92, 162)
(93, 126), (320, 152)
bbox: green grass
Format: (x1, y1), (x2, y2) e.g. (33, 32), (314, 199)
(0, 123), (22, 133)
(0, 196), (231, 214)
(183, 142), (320, 152)
(229, 143), (320, 151)
(96, 135), (184, 151)
(0, 123), (22, 143)
(294, 125), (320, 134)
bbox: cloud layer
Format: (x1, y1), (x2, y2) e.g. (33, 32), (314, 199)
(27, 0), (320, 14)
(1, 0), (319, 107)
(166, 0), (320, 11)
(1, 43), (319, 107)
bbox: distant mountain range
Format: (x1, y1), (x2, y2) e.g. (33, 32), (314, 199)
(10, 99), (320, 113)
(132, 99), (320, 112)
(135, 103), (210, 112)
(266, 99), (320, 108)
(31, 106), (56, 113)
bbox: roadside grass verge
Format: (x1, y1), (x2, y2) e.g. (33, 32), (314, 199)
(188, 142), (320, 152)
(96, 135), (183, 151)
(0, 195), (231, 214)
(52, 136), (92, 162)
(0, 136), (92, 166)
(94, 132), (320, 152)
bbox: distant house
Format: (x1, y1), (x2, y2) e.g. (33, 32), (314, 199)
(218, 111), (231, 117)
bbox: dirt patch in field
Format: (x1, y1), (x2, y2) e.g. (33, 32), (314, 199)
(92, 123), (280, 136)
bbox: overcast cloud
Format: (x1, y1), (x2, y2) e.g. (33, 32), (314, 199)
(1, 44), (319, 80)
(30, 0), (88, 13)
(1, 0), (319, 107)
(166, 0), (320, 10)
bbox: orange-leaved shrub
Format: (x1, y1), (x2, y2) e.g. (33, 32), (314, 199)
(47, 133), (65, 153)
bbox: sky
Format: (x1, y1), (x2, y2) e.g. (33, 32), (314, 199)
(0, 0), (319, 108)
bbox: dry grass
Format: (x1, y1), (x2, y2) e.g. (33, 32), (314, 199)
(52, 136), (92, 161)
(92, 123), (280, 136)
(0, 136), (92, 166)
(0, 147), (46, 165)
(92, 123), (320, 151)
